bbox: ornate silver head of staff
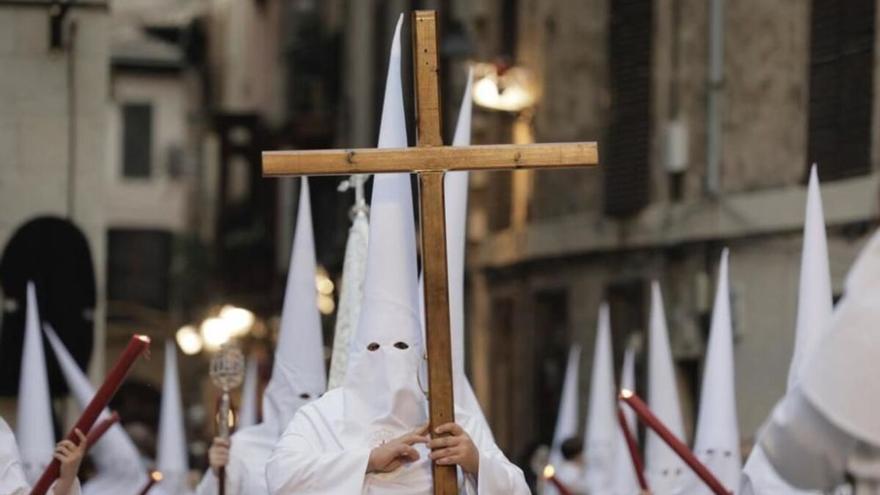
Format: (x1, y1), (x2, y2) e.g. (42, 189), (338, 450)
(209, 344), (245, 439)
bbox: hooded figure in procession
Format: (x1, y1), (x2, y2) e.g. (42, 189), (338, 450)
(760, 227), (880, 494)
(2, 283), (88, 495)
(265, 15), (528, 495)
(195, 177), (326, 495)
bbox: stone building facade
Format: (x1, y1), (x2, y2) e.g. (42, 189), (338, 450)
(0, 1), (110, 421)
(456, 0), (880, 460)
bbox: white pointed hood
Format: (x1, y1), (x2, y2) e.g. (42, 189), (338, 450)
(328, 177), (370, 390)
(691, 249), (740, 493)
(262, 177), (327, 434)
(611, 346), (640, 495)
(788, 165), (833, 390)
(547, 345), (582, 480)
(741, 167), (828, 494)
(584, 303), (618, 492)
(43, 325), (147, 490)
(157, 340), (190, 495)
(342, 14), (425, 444)
(15, 282), (55, 484)
(447, 66), (473, 383)
(237, 357), (259, 428)
(645, 281), (688, 493)
(800, 227), (880, 445)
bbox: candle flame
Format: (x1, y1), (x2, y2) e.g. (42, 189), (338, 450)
(150, 470), (163, 482)
(620, 388), (634, 399)
(543, 464), (555, 479)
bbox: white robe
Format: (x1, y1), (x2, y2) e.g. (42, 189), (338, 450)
(266, 388), (529, 495)
(1, 418), (81, 495)
(555, 459), (590, 495)
(194, 424), (277, 495)
(760, 388), (875, 494)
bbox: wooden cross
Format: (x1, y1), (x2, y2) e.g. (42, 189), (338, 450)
(262, 11), (598, 494)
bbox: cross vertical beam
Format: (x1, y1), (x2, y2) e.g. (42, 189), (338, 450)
(412, 10), (458, 495)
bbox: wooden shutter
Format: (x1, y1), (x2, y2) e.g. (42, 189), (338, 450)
(807, 0), (875, 181)
(605, 0), (653, 216)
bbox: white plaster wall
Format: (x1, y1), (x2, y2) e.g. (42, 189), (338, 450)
(0, 3), (110, 416)
(105, 72), (190, 232)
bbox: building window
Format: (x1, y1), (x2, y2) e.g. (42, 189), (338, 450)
(807, 0), (875, 181)
(107, 229), (171, 310)
(122, 103), (153, 178)
(604, 0), (653, 217)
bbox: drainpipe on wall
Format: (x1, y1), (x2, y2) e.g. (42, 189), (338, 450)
(66, 18), (78, 218)
(706, 0), (724, 197)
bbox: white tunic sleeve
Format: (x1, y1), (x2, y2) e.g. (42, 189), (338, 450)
(266, 411), (371, 495)
(759, 388), (856, 491)
(460, 413), (529, 495)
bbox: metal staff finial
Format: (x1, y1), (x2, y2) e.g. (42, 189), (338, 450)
(209, 344), (245, 495)
(338, 174), (370, 219)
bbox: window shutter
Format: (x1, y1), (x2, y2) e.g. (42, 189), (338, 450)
(807, 0), (875, 181)
(604, 0), (653, 217)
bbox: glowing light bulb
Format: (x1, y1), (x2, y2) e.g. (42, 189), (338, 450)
(175, 325), (203, 355)
(201, 317), (232, 351)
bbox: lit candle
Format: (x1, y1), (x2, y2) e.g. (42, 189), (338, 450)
(542, 465), (573, 495)
(620, 389), (731, 495)
(617, 406), (650, 491)
(85, 411), (120, 449)
(136, 470), (163, 495)
(30, 335), (150, 495)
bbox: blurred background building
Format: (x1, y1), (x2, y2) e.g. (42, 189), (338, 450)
(0, 0), (877, 479)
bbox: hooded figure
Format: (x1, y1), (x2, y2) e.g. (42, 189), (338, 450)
(16, 282), (55, 484)
(685, 250), (741, 494)
(44, 326), (148, 495)
(4, 287), (87, 495)
(154, 340), (192, 495)
(584, 303), (619, 493)
(545, 345), (583, 495)
(0, 416), (31, 494)
(611, 346), (641, 494)
(760, 228), (880, 493)
(266, 15), (528, 495)
(195, 178), (326, 495)
(644, 282), (689, 494)
(1, 416), (86, 495)
(740, 165), (830, 495)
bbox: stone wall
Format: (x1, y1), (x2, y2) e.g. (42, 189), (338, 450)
(0, 1), (110, 419)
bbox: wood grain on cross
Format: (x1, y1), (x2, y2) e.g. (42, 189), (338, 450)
(262, 11), (598, 494)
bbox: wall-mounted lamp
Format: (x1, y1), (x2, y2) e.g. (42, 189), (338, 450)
(472, 62), (539, 113)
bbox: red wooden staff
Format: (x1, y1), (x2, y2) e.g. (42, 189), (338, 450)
(619, 389), (731, 495)
(30, 335), (150, 495)
(136, 470), (163, 495)
(542, 465), (573, 495)
(85, 412), (120, 449)
(617, 406), (650, 491)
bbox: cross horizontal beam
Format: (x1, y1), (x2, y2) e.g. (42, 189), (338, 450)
(262, 142), (598, 177)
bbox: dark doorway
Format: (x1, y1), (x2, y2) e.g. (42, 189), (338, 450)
(0, 217), (96, 397)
